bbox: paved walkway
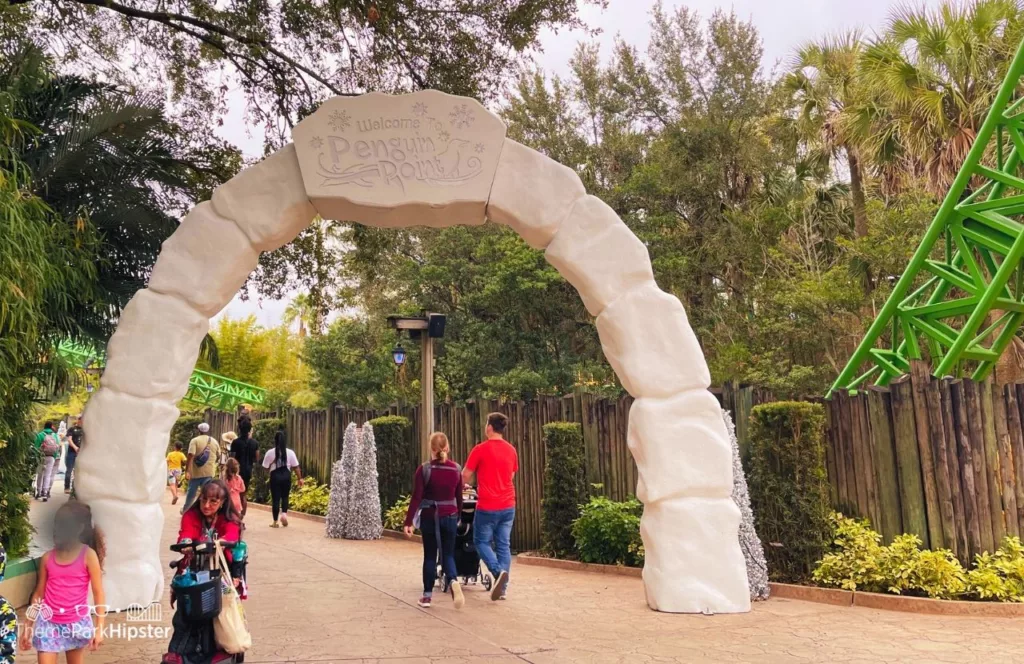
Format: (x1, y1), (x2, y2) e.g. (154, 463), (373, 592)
(21, 495), (1024, 663)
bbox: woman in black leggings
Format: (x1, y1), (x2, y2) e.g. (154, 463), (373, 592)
(262, 425), (302, 527)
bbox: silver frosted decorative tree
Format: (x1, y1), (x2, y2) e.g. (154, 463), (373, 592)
(326, 422), (383, 540)
(723, 409), (771, 600)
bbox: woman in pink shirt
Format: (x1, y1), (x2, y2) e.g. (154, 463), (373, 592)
(20, 502), (106, 661)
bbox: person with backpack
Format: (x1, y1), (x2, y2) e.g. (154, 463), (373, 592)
(180, 422), (220, 515)
(33, 422), (62, 502)
(404, 432), (465, 610)
(230, 419), (261, 491)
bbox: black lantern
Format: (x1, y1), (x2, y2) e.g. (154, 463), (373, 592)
(392, 344), (407, 367)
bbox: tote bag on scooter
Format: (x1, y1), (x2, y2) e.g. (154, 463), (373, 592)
(213, 542), (251, 654)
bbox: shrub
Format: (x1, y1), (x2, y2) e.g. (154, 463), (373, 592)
(0, 434), (34, 557)
(571, 496), (644, 567)
(747, 401), (831, 582)
(967, 537), (1024, 602)
(813, 513), (968, 599)
(289, 478), (330, 516)
(169, 414), (204, 452)
(541, 422), (587, 557)
(383, 495), (412, 531)
(247, 417), (285, 504)
(371, 416), (414, 516)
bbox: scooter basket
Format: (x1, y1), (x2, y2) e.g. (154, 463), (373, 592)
(176, 569), (223, 622)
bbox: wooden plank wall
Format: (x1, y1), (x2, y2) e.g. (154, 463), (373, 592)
(266, 384), (768, 552)
(825, 361), (1024, 562)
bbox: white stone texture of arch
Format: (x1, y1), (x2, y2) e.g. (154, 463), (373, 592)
(77, 91), (749, 614)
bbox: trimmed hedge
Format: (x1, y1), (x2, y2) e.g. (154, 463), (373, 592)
(541, 422), (587, 557)
(246, 418), (285, 504)
(370, 415), (414, 517)
(747, 401), (831, 582)
(572, 496), (644, 567)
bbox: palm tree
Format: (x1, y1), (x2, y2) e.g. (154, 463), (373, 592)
(786, 31), (870, 240)
(856, 0), (1024, 195)
(284, 293), (320, 337)
(1, 45), (235, 365)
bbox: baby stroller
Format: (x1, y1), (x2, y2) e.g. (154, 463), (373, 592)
(437, 489), (493, 591)
(162, 533), (248, 664)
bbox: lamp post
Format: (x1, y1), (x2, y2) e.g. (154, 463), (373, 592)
(391, 344), (407, 367)
(388, 313), (446, 461)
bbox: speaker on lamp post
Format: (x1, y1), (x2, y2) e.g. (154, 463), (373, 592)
(428, 314), (447, 338)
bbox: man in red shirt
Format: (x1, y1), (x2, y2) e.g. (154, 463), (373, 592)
(464, 412), (518, 601)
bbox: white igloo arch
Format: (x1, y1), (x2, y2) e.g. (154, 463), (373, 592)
(76, 91), (750, 615)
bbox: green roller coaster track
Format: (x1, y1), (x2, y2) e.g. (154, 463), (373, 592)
(56, 339), (266, 411)
(831, 38), (1024, 396)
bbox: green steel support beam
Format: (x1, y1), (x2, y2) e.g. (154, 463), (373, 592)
(56, 340), (265, 411)
(830, 37), (1024, 397)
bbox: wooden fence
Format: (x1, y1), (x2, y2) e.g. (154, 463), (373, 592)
(243, 383), (767, 552)
(825, 361), (1024, 562)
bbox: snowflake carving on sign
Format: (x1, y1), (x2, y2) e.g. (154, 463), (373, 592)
(438, 130), (451, 142)
(328, 109), (351, 132)
(449, 104), (474, 129)
(309, 136), (324, 150)
(474, 142), (485, 154)
(412, 102), (428, 117)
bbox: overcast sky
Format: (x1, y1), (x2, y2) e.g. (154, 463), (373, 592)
(215, 0), (941, 329)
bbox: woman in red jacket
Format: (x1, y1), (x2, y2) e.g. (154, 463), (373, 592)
(178, 479), (241, 563)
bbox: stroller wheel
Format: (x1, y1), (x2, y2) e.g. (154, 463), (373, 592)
(482, 574), (493, 591)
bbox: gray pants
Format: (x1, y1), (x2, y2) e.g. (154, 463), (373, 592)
(34, 457), (55, 497)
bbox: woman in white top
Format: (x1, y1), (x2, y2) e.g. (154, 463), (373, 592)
(262, 424), (303, 527)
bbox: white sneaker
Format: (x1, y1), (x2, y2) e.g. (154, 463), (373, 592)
(451, 581), (465, 609)
(280, 513), (289, 527)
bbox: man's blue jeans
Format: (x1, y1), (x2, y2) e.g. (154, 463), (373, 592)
(473, 507), (515, 581)
(181, 477), (212, 514)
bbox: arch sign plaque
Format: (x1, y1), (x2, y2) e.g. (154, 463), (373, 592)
(78, 90), (750, 614)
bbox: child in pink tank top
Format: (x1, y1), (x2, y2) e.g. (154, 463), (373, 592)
(20, 502), (107, 660)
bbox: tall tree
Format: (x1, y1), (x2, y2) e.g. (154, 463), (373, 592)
(0, 45), (240, 340)
(784, 32), (870, 239)
(3, 0), (598, 146)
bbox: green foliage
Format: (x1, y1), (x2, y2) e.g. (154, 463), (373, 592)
(289, 478), (330, 517)
(541, 423), (587, 557)
(0, 89), (98, 556)
(247, 418), (285, 504)
(201, 317), (270, 385)
(169, 415), (204, 451)
(13, 0), (588, 155)
(747, 401), (831, 582)
(967, 537), (1024, 602)
(812, 514), (967, 598)
(571, 496), (644, 567)
(303, 317), (415, 408)
(370, 416), (415, 518)
(383, 495), (412, 532)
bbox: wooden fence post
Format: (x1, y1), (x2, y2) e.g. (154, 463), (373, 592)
(910, 361), (947, 549)
(889, 376), (929, 546)
(963, 380), (996, 553)
(867, 387), (902, 541)
(949, 380), (982, 559)
(992, 382), (1020, 538)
